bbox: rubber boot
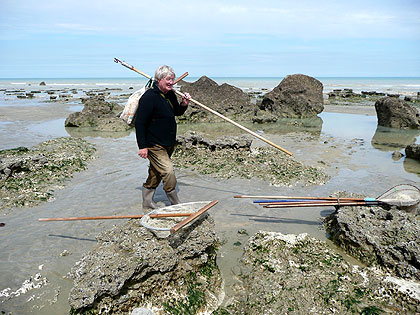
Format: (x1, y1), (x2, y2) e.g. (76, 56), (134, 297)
(142, 187), (158, 210)
(166, 189), (181, 205)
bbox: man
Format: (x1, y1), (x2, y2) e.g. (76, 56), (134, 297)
(135, 65), (190, 209)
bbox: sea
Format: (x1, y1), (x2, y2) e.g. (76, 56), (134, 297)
(0, 76), (419, 96)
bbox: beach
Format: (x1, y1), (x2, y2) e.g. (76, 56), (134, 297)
(1, 77), (420, 313)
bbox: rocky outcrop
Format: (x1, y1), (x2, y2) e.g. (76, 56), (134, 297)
(69, 214), (222, 314)
(173, 132), (329, 187)
(405, 144), (420, 160)
(257, 74), (324, 118)
(328, 88), (362, 98)
(324, 204), (420, 281)
(178, 76), (252, 122)
(375, 97), (420, 129)
(221, 231), (419, 314)
(176, 131), (252, 151)
(65, 96), (131, 131)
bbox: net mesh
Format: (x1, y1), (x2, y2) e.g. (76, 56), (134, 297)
(140, 201), (211, 238)
(377, 184), (420, 207)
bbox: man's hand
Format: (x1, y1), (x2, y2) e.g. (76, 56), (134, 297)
(181, 92), (191, 106)
(138, 148), (148, 159)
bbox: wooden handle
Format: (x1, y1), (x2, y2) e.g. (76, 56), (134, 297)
(170, 200), (218, 234)
(234, 195), (366, 200)
(257, 199), (369, 205)
(264, 201), (378, 208)
(174, 72), (188, 84)
(38, 213), (193, 222)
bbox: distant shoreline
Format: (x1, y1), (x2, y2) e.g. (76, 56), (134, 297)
(1, 76), (419, 95)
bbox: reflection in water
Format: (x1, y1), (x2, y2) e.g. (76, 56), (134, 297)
(403, 157), (420, 178)
(371, 126), (420, 152)
(65, 126), (132, 138)
(256, 116), (323, 137)
(28, 119), (69, 137)
(319, 112), (377, 140)
(177, 116), (323, 139)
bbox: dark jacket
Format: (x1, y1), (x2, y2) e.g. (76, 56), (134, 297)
(135, 83), (187, 149)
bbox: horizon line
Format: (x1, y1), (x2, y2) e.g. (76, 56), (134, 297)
(1, 76), (420, 80)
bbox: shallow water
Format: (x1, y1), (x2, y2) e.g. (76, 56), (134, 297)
(1, 98), (420, 313)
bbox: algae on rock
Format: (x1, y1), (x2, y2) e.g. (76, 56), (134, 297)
(0, 137), (96, 211)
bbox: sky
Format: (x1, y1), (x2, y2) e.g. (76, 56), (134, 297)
(0, 0), (420, 78)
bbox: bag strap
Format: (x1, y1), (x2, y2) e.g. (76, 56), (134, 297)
(159, 92), (174, 109)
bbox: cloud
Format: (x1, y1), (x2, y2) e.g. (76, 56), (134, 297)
(56, 23), (105, 32)
(1, 0), (419, 77)
(1, 0), (419, 40)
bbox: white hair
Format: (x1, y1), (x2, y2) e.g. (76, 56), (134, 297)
(154, 65), (175, 81)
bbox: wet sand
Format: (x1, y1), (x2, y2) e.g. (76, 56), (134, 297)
(1, 100), (419, 313)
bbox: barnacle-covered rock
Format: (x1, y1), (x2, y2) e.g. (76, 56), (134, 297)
(221, 231), (420, 314)
(69, 214), (222, 314)
(174, 133), (329, 186)
(0, 137), (95, 211)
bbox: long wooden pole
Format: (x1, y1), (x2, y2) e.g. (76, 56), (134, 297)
(170, 200), (218, 234)
(114, 58), (293, 156)
(234, 195), (374, 201)
(38, 213), (193, 222)
(255, 199), (376, 205)
(257, 200), (367, 206)
(264, 201), (378, 208)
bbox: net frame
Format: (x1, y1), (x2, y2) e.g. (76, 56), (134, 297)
(140, 201), (212, 237)
(377, 184), (420, 207)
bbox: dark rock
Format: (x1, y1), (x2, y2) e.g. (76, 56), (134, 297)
(392, 151), (404, 160)
(179, 76), (252, 122)
(362, 91), (377, 95)
(252, 114), (278, 123)
(375, 97), (420, 129)
(65, 96), (130, 131)
(324, 204), (420, 280)
(68, 214), (222, 314)
(39, 81), (46, 86)
(405, 144), (420, 160)
(258, 74), (324, 118)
